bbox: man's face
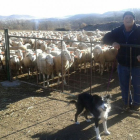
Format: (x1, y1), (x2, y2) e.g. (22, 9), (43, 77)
(123, 15), (135, 28)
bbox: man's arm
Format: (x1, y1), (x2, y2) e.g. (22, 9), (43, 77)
(137, 55), (140, 62)
(102, 31), (115, 45)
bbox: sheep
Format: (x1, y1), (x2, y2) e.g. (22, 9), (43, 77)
(35, 49), (43, 57)
(67, 47), (77, 52)
(18, 42), (32, 49)
(53, 50), (72, 85)
(57, 41), (67, 50)
(92, 45), (117, 75)
(69, 35), (78, 46)
(22, 52), (36, 78)
(78, 42), (89, 50)
(15, 49), (23, 60)
(46, 49), (61, 57)
(40, 41), (47, 51)
(10, 55), (21, 79)
(11, 41), (21, 47)
(0, 49), (4, 69)
(49, 43), (59, 51)
(23, 49), (34, 58)
(15, 49), (24, 73)
(74, 48), (93, 73)
(37, 53), (54, 87)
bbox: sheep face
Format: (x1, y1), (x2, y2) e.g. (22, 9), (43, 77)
(62, 51), (71, 62)
(75, 49), (82, 59)
(93, 45), (102, 55)
(27, 53), (36, 62)
(46, 54), (54, 66)
(15, 49), (23, 59)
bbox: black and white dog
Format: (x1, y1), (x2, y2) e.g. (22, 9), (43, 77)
(69, 92), (111, 140)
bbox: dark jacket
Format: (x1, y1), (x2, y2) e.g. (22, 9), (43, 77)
(102, 23), (140, 67)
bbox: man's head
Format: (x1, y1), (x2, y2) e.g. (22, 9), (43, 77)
(123, 11), (135, 29)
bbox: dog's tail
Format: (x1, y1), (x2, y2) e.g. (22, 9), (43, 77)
(67, 100), (77, 106)
(69, 100), (77, 104)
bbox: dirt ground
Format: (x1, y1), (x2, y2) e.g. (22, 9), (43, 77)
(0, 69), (140, 140)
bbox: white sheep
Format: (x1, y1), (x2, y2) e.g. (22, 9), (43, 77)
(78, 42), (89, 50)
(10, 55), (21, 79)
(74, 48), (92, 73)
(40, 41), (47, 51)
(22, 52), (36, 78)
(92, 45), (117, 75)
(15, 49), (24, 73)
(53, 50), (72, 85)
(37, 53), (54, 87)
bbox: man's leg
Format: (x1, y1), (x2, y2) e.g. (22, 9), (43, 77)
(117, 64), (132, 105)
(131, 67), (140, 106)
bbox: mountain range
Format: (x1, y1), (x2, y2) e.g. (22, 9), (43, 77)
(0, 10), (133, 21)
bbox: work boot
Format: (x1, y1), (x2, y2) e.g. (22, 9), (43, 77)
(130, 105), (140, 111)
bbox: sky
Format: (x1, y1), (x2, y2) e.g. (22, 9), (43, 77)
(1, 0), (140, 18)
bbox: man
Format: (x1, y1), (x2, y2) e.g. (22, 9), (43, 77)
(102, 11), (140, 110)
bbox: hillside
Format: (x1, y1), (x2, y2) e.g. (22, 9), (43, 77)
(0, 9), (140, 31)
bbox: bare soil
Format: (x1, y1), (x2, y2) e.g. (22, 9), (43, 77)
(0, 69), (140, 140)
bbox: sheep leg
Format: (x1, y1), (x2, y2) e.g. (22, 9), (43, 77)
(98, 64), (101, 73)
(93, 61), (95, 71)
(43, 74), (46, 87)
(79, 62), (82, 72)
(47, 75), (49, 88)
(38, 71), (41, 80)
(100, 64), (104, 75)
(15, 63), (18, 80)
(20, 63), (23, 74)
(20, 67), (23, 74)
(31, 67), (35, 78)
(27, 68), (30, 79)
(106, 62), (109, 72)
(51, 73), (54, 79)
(63, 73), (67, 85)
(84, 61), (86, 73)
(57, 73), (60, 85)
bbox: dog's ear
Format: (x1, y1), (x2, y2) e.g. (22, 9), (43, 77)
(92, 97), (95, 103)
(106, 94), (112, 99)
(105, 94), (112, 99)
(104, 94), (112, 100)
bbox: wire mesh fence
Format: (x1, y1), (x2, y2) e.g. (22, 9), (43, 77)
(1, 29), (126, 97)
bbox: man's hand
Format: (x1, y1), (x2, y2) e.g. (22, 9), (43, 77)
(112, 42), (120, 50)
(137, 55), (140, 62)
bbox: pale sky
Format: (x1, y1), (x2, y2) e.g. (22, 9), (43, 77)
(1, 0), (140, 18)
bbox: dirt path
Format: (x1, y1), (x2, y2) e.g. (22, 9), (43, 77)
(0, 72), (140, 140)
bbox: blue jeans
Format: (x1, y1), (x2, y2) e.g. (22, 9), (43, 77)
(117, 64), (140, 106)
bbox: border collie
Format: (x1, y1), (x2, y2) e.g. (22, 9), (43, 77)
(69, 92), (111, 140)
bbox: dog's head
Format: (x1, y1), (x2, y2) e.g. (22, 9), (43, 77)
(93, 94), (111, 112)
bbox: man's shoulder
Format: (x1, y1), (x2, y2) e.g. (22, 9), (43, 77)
(136, 24), (140, 29)
(112, 25), (123, 32)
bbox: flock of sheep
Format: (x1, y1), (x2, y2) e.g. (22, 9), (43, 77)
(0, 29), (118, 87)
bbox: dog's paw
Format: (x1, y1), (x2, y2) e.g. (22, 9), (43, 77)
(96, 136), (101, 140)
(75, 122), (80, 125)
(86, 119), (91, 122)
(104, 131), (110, 135)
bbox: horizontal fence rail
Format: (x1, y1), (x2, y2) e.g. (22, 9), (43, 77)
(2, 29), (140, 97)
